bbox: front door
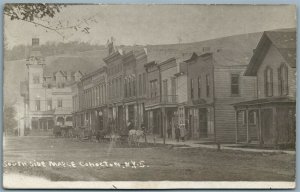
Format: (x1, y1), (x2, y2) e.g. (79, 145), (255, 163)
(199, 108), (208, 138)
(261, 108), (273, 144)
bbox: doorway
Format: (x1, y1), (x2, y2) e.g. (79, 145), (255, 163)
(199, 108), (208, 138)
(261, 108), (273, 144)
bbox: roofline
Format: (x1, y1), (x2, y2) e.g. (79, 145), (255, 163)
(158, 57), (176, 66)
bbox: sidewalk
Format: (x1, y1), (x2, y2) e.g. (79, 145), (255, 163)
(142, 135), (295, 155)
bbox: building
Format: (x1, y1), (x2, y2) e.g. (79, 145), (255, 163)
(184, 49), (257, 143)
(20, 38), (83, 131)
(72, 66), (107, 134)
(123, 49), (148, 129)
(103, 40), (125, 132)
(73, 38), (148, 134)
(233, 29), (296, 146)
(144, 58), (179, 138)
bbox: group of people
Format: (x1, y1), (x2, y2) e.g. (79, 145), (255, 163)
(168, 123), (187, 142)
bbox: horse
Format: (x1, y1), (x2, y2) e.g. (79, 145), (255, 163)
(128, 129), (144, 147)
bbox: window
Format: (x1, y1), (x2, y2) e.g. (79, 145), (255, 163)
(57, 99), (63, 108)
(33, 75), (40, 84)
(206, 74), (210, 97)
(171, 77), (176, 102)
(264, 67), (273, 97)
(133, 78), (136, 96)
(248, 111), (257, 125)
(278, 64), (288, 96)
(190, 79), (194, 99)
(116, 79), (118, 98)
(163, 79), (168, 102)
(150, 79), (158, 98)
(143, 73), (146, 94)
(128, 79), (131, 97)
(47, 99), (52, 110)
(124, 79), (127, 97)
(231, 74), (240, 96)
(139, 74), (142, 96)
(35, 99), (40, 111)
(198, 76), (201, 98)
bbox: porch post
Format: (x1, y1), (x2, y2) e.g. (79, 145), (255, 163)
(235, 110), (238, 144)
(162, 107), (166, 144)
(246, 108), (249, 143)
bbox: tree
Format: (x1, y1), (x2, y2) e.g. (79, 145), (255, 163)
(4, 4), (96, 39)
(3, 104), (18, 136)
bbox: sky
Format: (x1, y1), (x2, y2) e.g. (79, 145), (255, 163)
(4, 4), (296, 49)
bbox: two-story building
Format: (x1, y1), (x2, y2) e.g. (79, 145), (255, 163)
(185, 48), (257, 143)
(233, 29), (296, 146)
(144, 58), (179, 138)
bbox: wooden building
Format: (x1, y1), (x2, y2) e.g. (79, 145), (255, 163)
(144, 58), (179, 138)
(184, 49), (257, 143)
(233, 29), (296, 146)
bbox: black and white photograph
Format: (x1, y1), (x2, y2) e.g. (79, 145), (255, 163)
(2, 4), (297, 189)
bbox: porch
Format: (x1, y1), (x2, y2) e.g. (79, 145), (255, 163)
(233, 97), (296, 147)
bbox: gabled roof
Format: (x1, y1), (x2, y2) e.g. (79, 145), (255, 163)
(245, 28), (296, 76)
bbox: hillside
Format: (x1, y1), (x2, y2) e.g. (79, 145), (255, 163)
(4, 31), (263, 105)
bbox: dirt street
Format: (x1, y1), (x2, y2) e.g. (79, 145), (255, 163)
(3, 136), (295, 181)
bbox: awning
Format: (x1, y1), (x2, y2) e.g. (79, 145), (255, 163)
(232, 97), (296, 108)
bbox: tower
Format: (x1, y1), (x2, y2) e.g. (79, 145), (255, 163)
(26, 38), (46, 129)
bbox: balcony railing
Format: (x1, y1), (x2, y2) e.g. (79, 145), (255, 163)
(146, 95), (178, 106)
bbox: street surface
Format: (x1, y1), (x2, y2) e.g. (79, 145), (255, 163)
(3, 136), (295, 181)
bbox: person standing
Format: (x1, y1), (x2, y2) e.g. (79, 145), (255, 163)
(179, 124), (186, 142)
(175, 124), (180, 142)
(167, 122), (172, 139)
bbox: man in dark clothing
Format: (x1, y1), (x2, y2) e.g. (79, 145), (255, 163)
(175, 125), (180, 142)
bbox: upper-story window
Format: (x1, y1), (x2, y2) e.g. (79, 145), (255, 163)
(47, 99), (52, 110)
(128, 78), (132, 97)
(33, 75), (40, 84)
(206, 74), (210, 97)
(278, 63), (288, 96)
(143, 73), (146, 95)
(198, 76), (201, 98)
(139, 74), (142, 96)
(57, 99), (63, 108)
(264, 67), (273, 97)
(35, 99), (40, 111)
(150, 79), (158, 98)
(190, 79), (194, 99)
(124, 79), (128, 97)
(231, 74), (240, 96)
